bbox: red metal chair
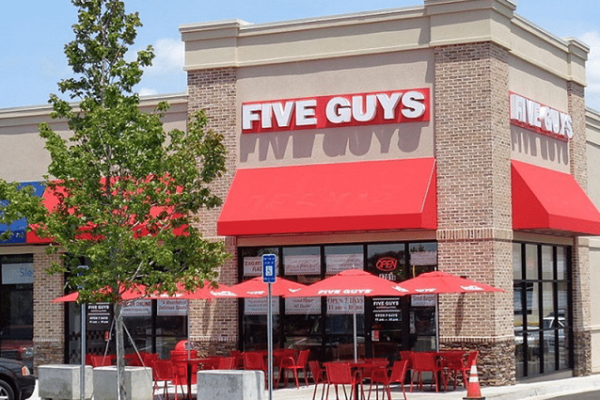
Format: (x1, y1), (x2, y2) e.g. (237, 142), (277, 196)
(171, 360), (193, 399)
(410, 352), (446, 392)
(125, 353), (143, 366)
(89, 354), (113, 367)
(243, 351), (268, 385)
(276, 349), (310, 388)
(447, 350), (478, 390)
(368, 360), (409, 400)
(398, 351), (413, 370)
(152, 359), (178, 400)
(308, 360), (327, 400)
(215, 356), (236, 370)
(324, 362), (365, 400)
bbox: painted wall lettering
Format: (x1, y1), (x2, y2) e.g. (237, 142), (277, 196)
(241, 88), (430, 134)
(509, 92), (573, 141)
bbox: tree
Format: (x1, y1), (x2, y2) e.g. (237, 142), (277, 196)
(0, 1), (228, 399)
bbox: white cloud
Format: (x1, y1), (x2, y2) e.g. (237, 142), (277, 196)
(139, 87), (159, 97)
(581, 31), (600, 111)
(145, 38), (184, 76)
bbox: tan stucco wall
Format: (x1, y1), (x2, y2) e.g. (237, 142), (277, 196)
(586, 109), (600, 372)
(0, 94), (188, 183)
(236, 50), (434, 168)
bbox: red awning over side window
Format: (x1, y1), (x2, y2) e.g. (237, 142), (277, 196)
(217, 158), (437, 236)
(511, 160), (600, 236)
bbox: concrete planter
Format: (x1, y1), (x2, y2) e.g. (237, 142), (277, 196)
(197, 370), (265, 400)
(93, 366), (153, 400)
(38, 364), (93, 400)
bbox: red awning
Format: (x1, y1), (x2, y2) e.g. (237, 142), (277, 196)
(217, 158), (437, 236)
(511, 160), (600, 236)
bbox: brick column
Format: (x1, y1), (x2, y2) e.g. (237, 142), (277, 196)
(33, 251), (64, 370)
(567, 81), (592, 376)
(434, 42), (515, 385)
(186, 68), (239, 354)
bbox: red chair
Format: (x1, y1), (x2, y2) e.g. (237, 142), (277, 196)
(410, 352), (446, 392)
(89, 354), (113, 367)
(215, 356), (236, 370)
(399, 351), (413, 369)
(143, 352), (159, 367)
(324, 362), (365, 400)
(308, 360), (327, 400)
(446, 351), (478, 390)
(230, 350), (244, 369)
(125, 353), (143, 366)
(171, 360), (193, 399)
(368, 360), (409, 400)
(152, 359), (178, 400)
(243, 351), (268, 385)
(276, 349), (310, 388)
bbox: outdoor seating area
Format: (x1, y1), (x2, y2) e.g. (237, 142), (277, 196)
(79, 346), (479, 400)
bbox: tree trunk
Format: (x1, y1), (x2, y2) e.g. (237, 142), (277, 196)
(114, 302), (127, 400)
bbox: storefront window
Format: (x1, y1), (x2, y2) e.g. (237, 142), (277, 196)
(0, 255), (34, 370)
(239, 241), (437, 362)
(514, 242), (571, 379)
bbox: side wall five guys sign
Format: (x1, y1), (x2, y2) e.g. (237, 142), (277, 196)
(241, 88), (430, 134)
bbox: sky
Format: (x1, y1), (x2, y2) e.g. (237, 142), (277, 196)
(1, 1), (599, 111)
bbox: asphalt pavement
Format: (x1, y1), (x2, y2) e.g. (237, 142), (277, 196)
(28, 371), (600, 400)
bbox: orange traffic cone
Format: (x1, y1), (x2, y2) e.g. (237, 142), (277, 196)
(463, 360), (485, 400)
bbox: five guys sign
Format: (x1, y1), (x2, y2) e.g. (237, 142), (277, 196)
(242, 88), (430, 134)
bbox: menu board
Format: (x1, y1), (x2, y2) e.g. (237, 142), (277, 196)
(373, 297), (401, 322)
(86, 303), (112, 330)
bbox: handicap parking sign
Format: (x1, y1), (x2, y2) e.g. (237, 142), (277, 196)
(262, 254), (276, 283)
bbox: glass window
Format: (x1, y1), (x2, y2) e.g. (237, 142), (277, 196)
(514, 242), (571, 379)
(542, 246), (554, 280)
(0, 255), (34, 370)
(525, 244), (538, 280)
(367, 243), (405, 281)
(513, 243), (523, 280)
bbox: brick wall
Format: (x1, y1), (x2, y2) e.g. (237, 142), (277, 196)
(434, 42), (515, 385)
(186, 68), (239, 353)
(32, 251), (64, 370)
(568, 81), (592, 376)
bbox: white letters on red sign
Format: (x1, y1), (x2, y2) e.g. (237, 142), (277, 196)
(509, 93), (573, 140)
(242, 89), (429, 133)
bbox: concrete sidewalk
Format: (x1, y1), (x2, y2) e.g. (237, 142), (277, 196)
(28, 372), (600, 400)
(269, 374), (600, 400)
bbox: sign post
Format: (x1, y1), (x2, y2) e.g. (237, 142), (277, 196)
(262, 254), (276, 400)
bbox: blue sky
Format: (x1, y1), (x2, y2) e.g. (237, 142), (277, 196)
(1, 1), (598, 111)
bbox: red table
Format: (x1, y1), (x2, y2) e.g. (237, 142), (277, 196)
(172, 358), (205, 399)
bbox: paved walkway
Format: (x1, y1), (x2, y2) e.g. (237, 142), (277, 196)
(29, 371), (600, 400)
(270, 373), (600, 400)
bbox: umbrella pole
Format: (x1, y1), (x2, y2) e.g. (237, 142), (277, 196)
(353, 312), (358, 363)
(435, 295), (439, 350)
(81, 304), (86, 400)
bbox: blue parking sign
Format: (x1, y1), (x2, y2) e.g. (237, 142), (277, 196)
(262, 254), (276, 283)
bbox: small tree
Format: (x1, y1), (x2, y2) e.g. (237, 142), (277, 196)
(1, 1), (228, 399)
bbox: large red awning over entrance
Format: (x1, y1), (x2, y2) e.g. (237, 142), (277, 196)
(217, 157), (437, 236)
(511, 160), (600, 236)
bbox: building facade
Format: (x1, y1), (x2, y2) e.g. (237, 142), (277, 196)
(2, 0), (600, 386)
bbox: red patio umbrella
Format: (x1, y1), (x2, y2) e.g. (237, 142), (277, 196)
(398, 271), (504, 294)
(146, 281), (236, 300)
(285, 269), (411, 361)
(285, 269), (410, 298)
(52, 283), (148, 303)
(229, 276), (308, 298)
